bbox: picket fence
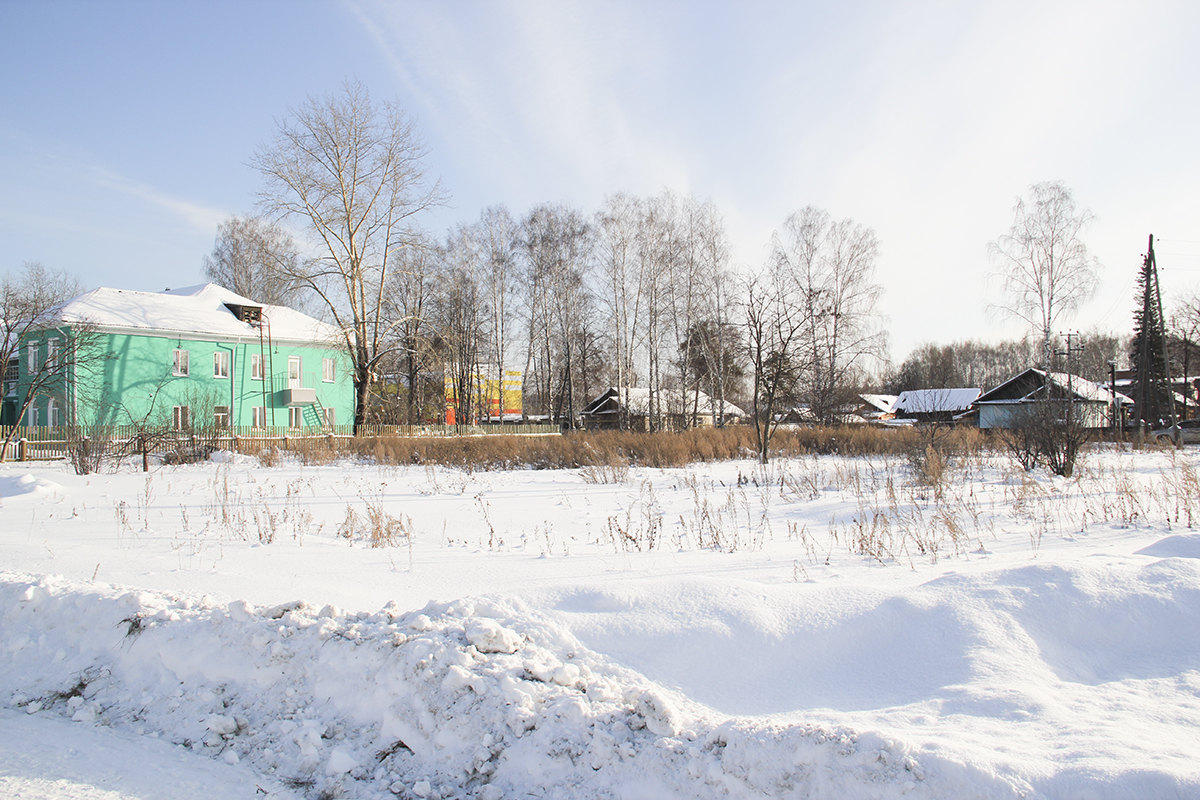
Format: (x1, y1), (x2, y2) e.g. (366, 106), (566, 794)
(0, 422), (560, 462)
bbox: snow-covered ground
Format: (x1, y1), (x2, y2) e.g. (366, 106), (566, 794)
(2, 445), (1199, 799)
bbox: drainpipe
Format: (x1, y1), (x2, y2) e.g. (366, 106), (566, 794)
(216, 343), (235, 432)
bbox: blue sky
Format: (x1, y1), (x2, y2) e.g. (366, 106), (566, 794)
(3, 0), (1199, 363)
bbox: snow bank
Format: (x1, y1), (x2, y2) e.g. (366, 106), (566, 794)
(0, 473), (64, 500)
(3, 451), (1200, 798)
(1, 572), (1022, 799)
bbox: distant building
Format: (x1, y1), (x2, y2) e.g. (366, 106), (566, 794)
(858, 394), (898, 422)
(443, 365), (523, 425)
(13, 283), (353, 431)
(893, 388), (981, 423)
(580, 387), (744, 431)
(975, 369), (1130, 430)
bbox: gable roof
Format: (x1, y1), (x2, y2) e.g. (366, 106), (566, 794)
(976, 368), (1131, 406)
(859, 394), (898, 414)
(581, 387), (745, 418)
(52, 283), (340, 344)
(894, 388), (981, 414)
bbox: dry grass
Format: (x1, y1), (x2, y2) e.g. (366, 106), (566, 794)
(195, 424), (1000, 474)
(328, 425), (980, 472)
(337, 501), (414, 548)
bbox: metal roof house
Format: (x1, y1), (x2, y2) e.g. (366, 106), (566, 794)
(975, 368), (1130, 430)
(13, 283), (353, 432)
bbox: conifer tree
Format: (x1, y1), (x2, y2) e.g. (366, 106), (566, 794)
(1130, 236), (1172, 428)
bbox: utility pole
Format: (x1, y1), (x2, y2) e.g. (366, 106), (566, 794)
(1108, 360), (1120, 433)
(1056, 331), (1084, 426)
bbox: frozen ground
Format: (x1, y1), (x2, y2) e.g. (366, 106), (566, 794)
(1, 445), (1199, 799)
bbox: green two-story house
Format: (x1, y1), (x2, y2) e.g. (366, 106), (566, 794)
(14, 283), (353, 431)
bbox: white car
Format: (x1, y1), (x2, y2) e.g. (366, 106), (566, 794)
(1152, 419), (1200, 445)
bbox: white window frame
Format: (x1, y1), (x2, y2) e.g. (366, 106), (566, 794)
(251, 353), (263, 381)
(173, 349), (190, 377)
(27, 403), (39, 427)
(322, 357), (335, 383)
(172, 405), (190, 430)
(252, 406), (266, 428)
(213, 351), (229, 379)
(47, 398), (61, 427)
(27, 342), (38, 373)
(4, 357), (17, 396)
(47, 338), (59, 369)
(214, 405), (230, 429)
(288, 406), (303, 429)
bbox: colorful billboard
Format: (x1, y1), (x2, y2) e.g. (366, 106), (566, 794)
(444, 366), (522, 424)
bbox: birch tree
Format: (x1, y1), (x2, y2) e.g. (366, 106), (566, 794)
(774, 207), (886, 424)
(595, 193), (645, 430)
(472, 206), (519, 421)
(988, 181), (1101, 370)
(251, 80), (444, 431)
(518, 204), (591, 424)
(203, 215), (305, 308)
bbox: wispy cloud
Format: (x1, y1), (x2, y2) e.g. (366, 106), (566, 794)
(87, 166), (228, 234)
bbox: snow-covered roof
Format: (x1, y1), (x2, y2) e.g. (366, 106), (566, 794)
(977, 369), (1132, 406)
(894, 388), (981, 414)
(582, 387), (745, 418)
(52, 283), (340, 344)
(859, 394), (898, 414)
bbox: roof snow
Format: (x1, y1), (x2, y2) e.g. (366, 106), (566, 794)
(976, 369), (1131, 405)
(894, 388), (981, 414)
(583, 387), (745, 418)
(53, 283), (341, 344)
(859, 394), (898, 414)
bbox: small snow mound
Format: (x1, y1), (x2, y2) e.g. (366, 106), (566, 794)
(465, 618), (523, 654)
(1136, 534), (1200, 560)
(208, 449), (255, 464)
(636, 688), (682, 737)
(326, 746), (358, 776)
(0, 474), (63, 499)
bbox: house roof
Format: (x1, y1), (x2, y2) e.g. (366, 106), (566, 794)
(581, 387), (745, 418)
(976, 368), (1132, 406)
(894, 388), (981, 414)
(52, 283), (340, 344)
(859, 394), (898, 414)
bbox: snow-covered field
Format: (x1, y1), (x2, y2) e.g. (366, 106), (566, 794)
(2, 444), (1199, 799)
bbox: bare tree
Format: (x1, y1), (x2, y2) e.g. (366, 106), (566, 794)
(518, 204), (592, 425)
(1, 263), (91, 460)
(774, 207), (887, 424)
(595, 193), (645, 430)
(203, 215), (305, 308)
(743, 263), (809, 464)
(436, 225), (487, 426)
(1170, 290), (1200, 418)
(693, 206), (739, 426)
(379, 233), (440, 425)
(472, 206), (520, 421)
(251, 80), (445, 431)
(2, 263), (82, 398)
(988, 181), (1101, 369)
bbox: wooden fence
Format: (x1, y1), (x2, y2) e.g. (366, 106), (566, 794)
(0, 422), (560, 462)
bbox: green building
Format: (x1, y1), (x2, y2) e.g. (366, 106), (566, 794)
(8, 283), (353, 431)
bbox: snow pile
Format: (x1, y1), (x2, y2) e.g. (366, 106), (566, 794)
(2, 449), (1200, 798)
(1, 573), (1024, 799)
(0, 472), (64, 500)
